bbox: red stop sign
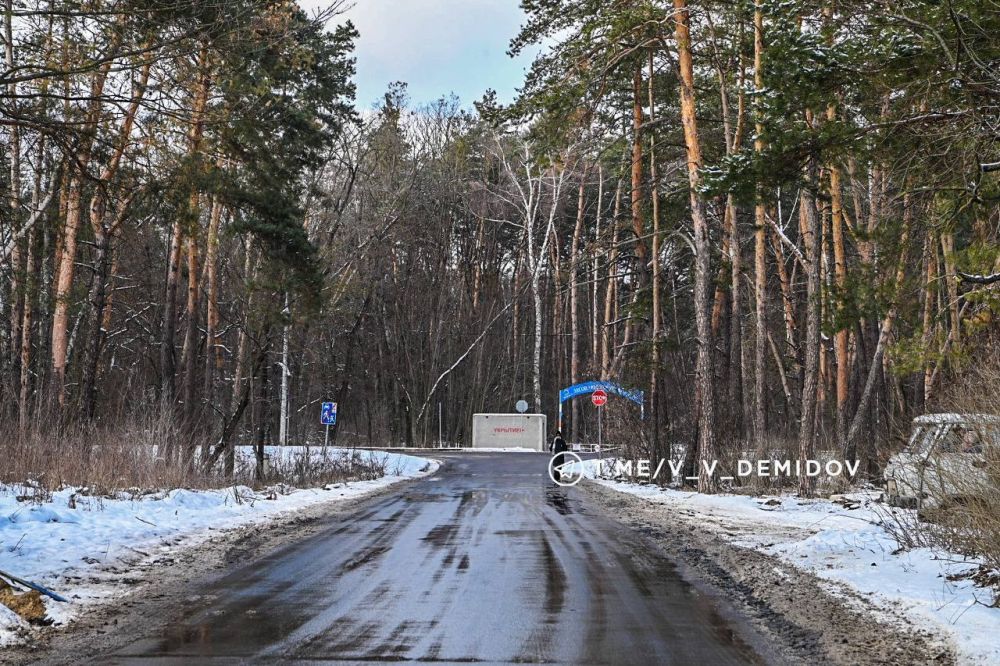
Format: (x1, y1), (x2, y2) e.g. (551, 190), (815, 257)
(591, 389), (608, 407)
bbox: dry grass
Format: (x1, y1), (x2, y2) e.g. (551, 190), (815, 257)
(0, 413), (214, 496)
(874, 346), (1000, 597)
(924, 349), (1000, 575)
(0, 413), (391, 498)
(261, 447), (403, 488)
(907, 454), (1000, 577)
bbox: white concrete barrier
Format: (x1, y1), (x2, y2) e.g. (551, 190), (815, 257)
(471, 414), (547, 451)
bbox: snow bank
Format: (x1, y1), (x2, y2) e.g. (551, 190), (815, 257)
(0, 448), (437, 644)
(578, 460), (999, 665)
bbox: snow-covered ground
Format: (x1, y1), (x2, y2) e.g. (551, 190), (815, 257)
(0, 448), (437, 644)
(574, 459), (999, 665)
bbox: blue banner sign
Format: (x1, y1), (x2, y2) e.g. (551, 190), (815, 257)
(557, 380), (644, 428)
(559, 381), (643, 406)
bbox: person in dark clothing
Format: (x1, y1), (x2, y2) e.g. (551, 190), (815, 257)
(550, 430), (568, 482)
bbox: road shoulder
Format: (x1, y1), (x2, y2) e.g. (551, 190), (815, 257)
(0, 476), (430, 666)
(579, 481), (955, 666)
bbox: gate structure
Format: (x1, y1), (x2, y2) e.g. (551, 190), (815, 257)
(557, 380), (644, 430)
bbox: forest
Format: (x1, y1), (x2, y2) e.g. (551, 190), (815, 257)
(1, 0), (998, 496)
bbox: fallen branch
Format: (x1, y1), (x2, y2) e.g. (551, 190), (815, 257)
(0, 568), (68, 603)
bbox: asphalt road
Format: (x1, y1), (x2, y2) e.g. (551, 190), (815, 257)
(102, 452), (768, 665)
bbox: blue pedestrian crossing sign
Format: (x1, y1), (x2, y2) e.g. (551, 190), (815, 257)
(321, 402), (338, 426)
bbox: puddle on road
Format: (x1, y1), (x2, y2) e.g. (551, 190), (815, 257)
(152, 601), (311, 657)
(421, 523), (459, 547)
(544, 488), (574, 515)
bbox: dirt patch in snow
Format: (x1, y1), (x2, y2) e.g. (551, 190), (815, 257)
(580, 481), (956, 666)
(0, 582), (46, 625)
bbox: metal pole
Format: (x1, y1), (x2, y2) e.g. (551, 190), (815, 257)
(597, 405), (602, 463)
(438, 402), (442, 448)
(323, 424), (329, 453)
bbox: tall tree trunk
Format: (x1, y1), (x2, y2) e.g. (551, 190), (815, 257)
(570, 179), (585, 439)
(771, 226), (797, 350)
(674, 0), (716, 492)
(79, 58), (148, 418)
(592, 166), (603, 366)
(525, 160), (568, 413)
(631, 67), (648, 290)
(330, 292), (372, 448)
(162, 215), (185, 406)
(823, 3), (850, 450)
(921, 233), (937, 405)
(50, 26), (122, 408)
(548, 225), (563, 403)
(711, 24), (748, 439)
(79, 201), (130, 421)
(530, 230), (544, 412)
(162, 47), (210, 410)
(18, 227), (35, 434)
(17, 136), (46, 434)
(471, 216), (485, 309)
(80, 226), (112, 419)
(752, 0), (768, 451)
(254, 337), (272, 482)
(204, 196), (223, 401)
(798, 162), (821, 497)
(6, 0), (22, 379)
(725, 198), (744, 435)
(601, 182), (622, 380)
(278, 293), (291, 447)
(227, 246), (258, 476)
(512, 242), (522, 363)
(51, 170), (84, 406)
(845, 219), (912, 463)
(830, 156), (849, 447)
(940, 232), (960, 351)
(711, 212), (730, 341)
(648, 51), (663, 459)
(182, 220), (201, 433)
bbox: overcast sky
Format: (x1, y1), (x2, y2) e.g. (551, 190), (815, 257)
(299, 0), (535, 110)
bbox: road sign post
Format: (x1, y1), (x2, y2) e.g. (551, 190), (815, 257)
(597, 404), (602, 463)
(592, 389), (607, 463)
(321, 402), (338, 453)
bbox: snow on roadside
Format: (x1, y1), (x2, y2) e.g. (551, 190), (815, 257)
(0, 448), (437, 644)
(575, 460), (999, 665)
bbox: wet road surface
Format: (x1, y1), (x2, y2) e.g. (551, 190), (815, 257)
(102, 453), (767, 664)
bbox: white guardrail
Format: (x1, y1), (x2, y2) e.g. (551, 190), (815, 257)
(569, 443), (620, 454)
